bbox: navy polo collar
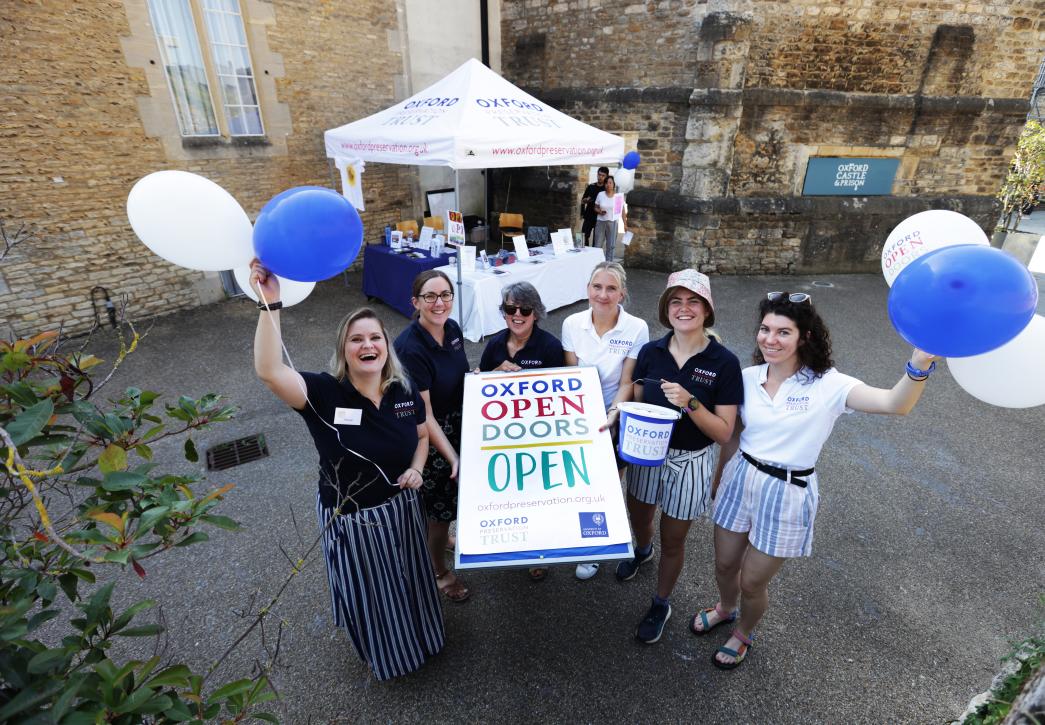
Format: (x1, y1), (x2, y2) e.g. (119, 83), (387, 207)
(410, 319), (454, 351)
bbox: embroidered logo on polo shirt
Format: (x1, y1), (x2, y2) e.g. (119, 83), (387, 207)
(785, 395), (810, 412)
(518, 359), (542, 366)
(450, 337), (462, 350)
(690, 366), (718, 386)
(394, 400), (416, 419)
(607, 338), (632, 354)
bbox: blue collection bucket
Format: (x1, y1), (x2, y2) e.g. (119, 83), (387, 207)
(617, 402), (681, 466)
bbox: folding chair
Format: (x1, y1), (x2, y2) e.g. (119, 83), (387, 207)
(498, 212), (524, 251)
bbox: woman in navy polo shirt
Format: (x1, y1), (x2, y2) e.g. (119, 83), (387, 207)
(479, 281), (564, 373)
(616, 270), (743, 645)
(479, 281), (564, 581)
(394, 269), (472, 603)
(691, 292), (937, 670)
(250, 263), (442, 681)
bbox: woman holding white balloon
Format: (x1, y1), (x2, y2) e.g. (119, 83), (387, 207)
(690, 292), (937, 671)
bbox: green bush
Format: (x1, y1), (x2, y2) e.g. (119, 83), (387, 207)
(0, 329), (277, 723)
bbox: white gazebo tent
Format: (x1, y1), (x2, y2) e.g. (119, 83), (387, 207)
(324, 57), (624, 211)
(324, 57), (624, 319)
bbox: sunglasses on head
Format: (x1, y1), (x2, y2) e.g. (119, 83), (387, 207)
(767, 291), (811, 304)
(501, 304), (534, 317)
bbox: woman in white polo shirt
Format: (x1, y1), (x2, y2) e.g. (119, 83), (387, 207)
(690, 292), (937, 670)
(561, 261), (649, 579)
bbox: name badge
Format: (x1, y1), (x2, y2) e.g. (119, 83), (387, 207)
(334, 407), (362, 426)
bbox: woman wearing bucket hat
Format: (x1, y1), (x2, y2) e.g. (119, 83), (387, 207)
(617, 270), (744, 644)
(690, 292), (937, 670)
(561, 261), (650, 580)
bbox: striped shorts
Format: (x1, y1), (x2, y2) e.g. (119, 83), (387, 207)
(712, 453), (820, 558)
(317, 488), (445, 681)
(626, 446), (715, 521)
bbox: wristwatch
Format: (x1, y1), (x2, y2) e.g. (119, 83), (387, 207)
(686, 397), (701, 412)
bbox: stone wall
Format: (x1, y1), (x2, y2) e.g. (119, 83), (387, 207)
(0, 0), (415, 338)
(498, 0), (1039, 275)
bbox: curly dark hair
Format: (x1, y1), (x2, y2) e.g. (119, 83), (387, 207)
(753, 293), (834, 375)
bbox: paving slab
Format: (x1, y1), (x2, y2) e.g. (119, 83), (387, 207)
(84, 265), (1045, 724)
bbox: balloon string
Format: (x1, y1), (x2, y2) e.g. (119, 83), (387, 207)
(256, 287), (396, 491)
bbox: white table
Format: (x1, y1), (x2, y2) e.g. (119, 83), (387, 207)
(438, 245), (605, 341)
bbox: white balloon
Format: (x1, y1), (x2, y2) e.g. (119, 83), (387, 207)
(947, 315), (1045, 408)
(127, 170), (254, 271)
(881, 210), (990, 286)
(232, 266), (315, 308)
(613, 167), (635, 194)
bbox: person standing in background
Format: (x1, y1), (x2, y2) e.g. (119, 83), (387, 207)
(594, 176), (627, 262)
(581, 167), (609, 246)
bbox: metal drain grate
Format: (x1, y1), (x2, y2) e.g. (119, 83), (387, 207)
(205, 434), (269, 471)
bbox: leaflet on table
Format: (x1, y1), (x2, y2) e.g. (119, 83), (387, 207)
(512, 235), (529, 260)
(457, 245), (476, 272)
(390, 230), (403, 250)
(551, 230), (570, 256)
(419, 226), (434, 250)
(431, 234), (446, 257)
(455, 367), (633, 569)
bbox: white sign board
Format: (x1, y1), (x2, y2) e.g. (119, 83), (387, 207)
(512, 235), (529, 260)
(455, 367), (633, 570)
(551, 230), (570, 256)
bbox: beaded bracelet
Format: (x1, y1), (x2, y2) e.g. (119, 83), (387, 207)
(257, 300), (283, 311)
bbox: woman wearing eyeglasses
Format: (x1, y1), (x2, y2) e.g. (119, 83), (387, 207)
(394, 270), (472, 603)
(690, 292), (937, 670)
(479, 281), (565, 581)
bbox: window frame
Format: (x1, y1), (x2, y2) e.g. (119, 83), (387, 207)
(148, 0), (265, 139)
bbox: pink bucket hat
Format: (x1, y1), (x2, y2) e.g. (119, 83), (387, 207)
(665, 268), (713, 311)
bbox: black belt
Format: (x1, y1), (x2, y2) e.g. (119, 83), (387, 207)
(741, 452), (814, 488)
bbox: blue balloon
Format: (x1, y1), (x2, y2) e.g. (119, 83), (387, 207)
(622, 151), (641, 170)
(253, 186), (363, 282)
(887, 245), (1038, 357)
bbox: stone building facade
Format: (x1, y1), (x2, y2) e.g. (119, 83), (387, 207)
(0, 0), (417, 337)
(496, 0), (1040, 275)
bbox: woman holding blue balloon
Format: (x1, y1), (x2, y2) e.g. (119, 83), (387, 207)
(249, 262), (443, 681)
(691, 292), (937, 671)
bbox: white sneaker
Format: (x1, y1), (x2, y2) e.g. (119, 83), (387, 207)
(575, 562), (600, 580)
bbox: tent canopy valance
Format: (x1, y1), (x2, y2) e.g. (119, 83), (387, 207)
(324, 58), (624, 170)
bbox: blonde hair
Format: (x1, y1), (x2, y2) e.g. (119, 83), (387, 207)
(587, 261), (630, 305)
(330, 308), (411, 393)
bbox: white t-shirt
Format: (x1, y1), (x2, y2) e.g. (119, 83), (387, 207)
(561, 306), (649, 409)
(738, 365), (863, 469)
(595, 191), (625, 222)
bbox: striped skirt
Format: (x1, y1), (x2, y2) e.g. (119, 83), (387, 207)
(626, 446), (716, 520)
(316, 488), (445, 681)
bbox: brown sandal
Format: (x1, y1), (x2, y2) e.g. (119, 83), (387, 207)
(528, 567), (548, 582)
(435, 570), (470, 603)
